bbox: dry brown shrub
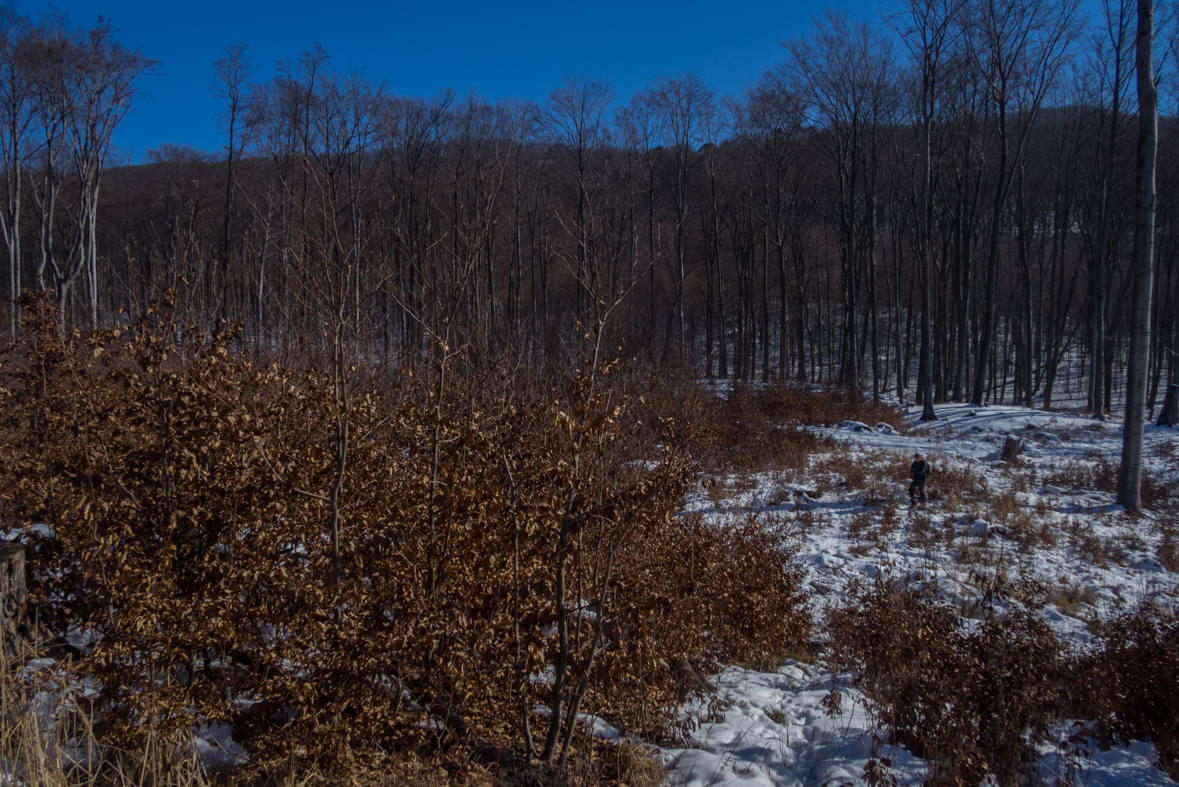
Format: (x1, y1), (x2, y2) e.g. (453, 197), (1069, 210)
(1159, 519), (1179, 572)
(930, 462), (982, 506)
(636, 372), (724, 460)
(788, 506), (817, 539)
(640, 379), (824, 475)
(942, 517), (959, 549)
(910, 512), (938, 554)
(1066, 603), (1179, 779)
(1141, 471), (1177, 510)
(0, 295), (809, 769)
(610, 511), (811, 723)
(878, 506), (899, 541)
(1004, 511), (1042, 553)
(1045, 455), (1119, 494)
(1078, 532), (1112, 569)
(828, 582), (1063, 787)
(990, 491), (1021, 523)
(702, 476), (734, 512)
(1062, 516), (1085, 543)
(756, 383), (905, 430)
(825, 450), (868, 494)
(848, 511), (873, 543)
(954, 541), (996, 570)
(862, 476), (892, 508)
(648, 380), (903, 477)
(1047, 583), (1097, 618)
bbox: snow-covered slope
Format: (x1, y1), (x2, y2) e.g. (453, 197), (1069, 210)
(664, 403), (1178, 787)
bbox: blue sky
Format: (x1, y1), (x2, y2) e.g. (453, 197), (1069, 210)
(44, 0), (1100, 162)
(39, 0), (899, 161)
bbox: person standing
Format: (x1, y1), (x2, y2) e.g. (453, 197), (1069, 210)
(909, 453), (931, 505)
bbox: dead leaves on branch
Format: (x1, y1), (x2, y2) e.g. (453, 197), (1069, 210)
(0, 294), (810, 765)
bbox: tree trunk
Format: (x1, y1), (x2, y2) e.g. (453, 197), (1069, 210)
(1118, 0), (1157, 510)
(920, 104), (937, 420)
(1159, 273), (1179, 425)
(1, 540), (26, 661)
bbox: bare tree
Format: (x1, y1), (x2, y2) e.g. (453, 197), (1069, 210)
(780, 11), (896, 389)
(653, 73), (713, 361)
(969, 0), (1079, 406)
(214, 41), (251, 317)
(0, 8), (35, 340)
(1088, 0), (1137, 418)
(32, 17), (153, 325)
(891, 0), (966, 419)
(1118, 0), (1158, 509)
(543, 75), (613, 326)
(615, 88), (663, 347)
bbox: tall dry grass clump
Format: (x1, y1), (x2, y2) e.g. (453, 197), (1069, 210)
(1, 652), (208, 787)
(0, 294), (810, 773)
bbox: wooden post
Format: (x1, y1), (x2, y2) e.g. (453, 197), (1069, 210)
(1, 540), (27, 660)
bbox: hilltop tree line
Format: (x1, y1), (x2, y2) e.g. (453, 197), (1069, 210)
(2, 0), (1179, 425)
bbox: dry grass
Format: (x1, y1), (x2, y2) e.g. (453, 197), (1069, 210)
(1044, 454), (1119, 494)
(1047, 583), (1098, 618)
(608, 742), (664, 787)
(990, 490), (1021, 523)
(910, 511), (939, 554)
(1, 654), (668, 787)
(878, 505), (899, 541)
(928, 460), (985, 512)
(1159, 520), (1179, 573)
(1, 655), (208, 787)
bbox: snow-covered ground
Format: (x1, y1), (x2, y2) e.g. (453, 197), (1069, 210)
(663, 402), (1179, 787)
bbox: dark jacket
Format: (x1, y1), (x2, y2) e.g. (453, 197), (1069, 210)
(911, 459), (931, 481)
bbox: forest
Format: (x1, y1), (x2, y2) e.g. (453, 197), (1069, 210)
(0, 0), (1177, 424)
(2, 0), (1179, 784)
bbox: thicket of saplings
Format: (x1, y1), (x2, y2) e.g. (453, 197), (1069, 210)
(827, 581), (1179, 786)
(2, 294), (1177, 787)
(0, 294), (813, 785)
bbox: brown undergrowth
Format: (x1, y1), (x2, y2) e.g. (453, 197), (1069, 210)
(1043, 453), (1176, 511)
(637, 375), (903, 476)
(827, 581), (1062, 787)
(828, 580), (1179, 786)
(0, 294), (810, 778)
(1067, 603), (1179, 779)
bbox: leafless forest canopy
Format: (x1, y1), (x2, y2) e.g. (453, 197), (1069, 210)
(3, 0), (1179, 415)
